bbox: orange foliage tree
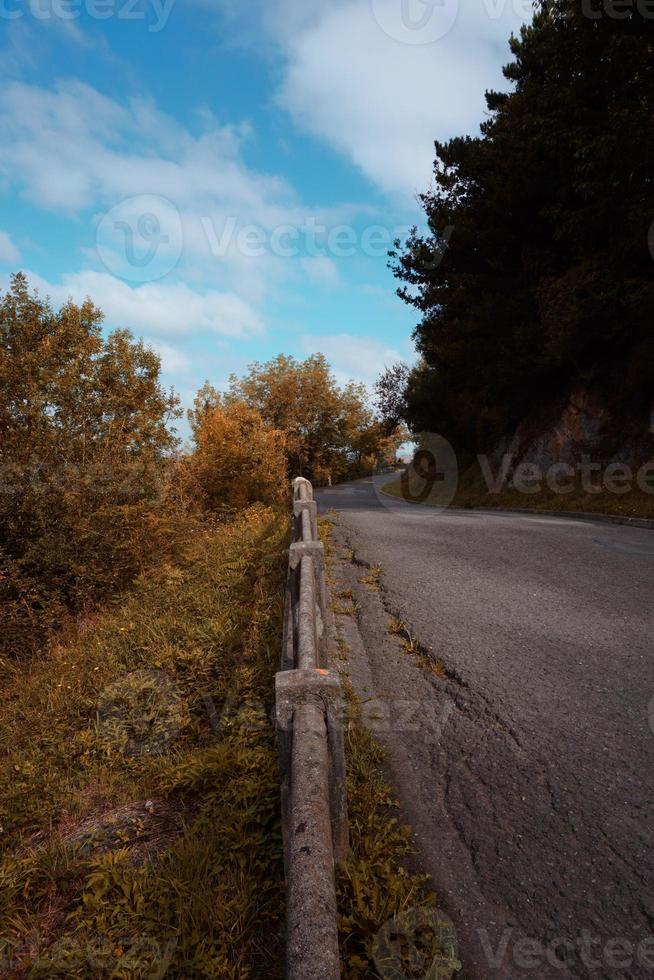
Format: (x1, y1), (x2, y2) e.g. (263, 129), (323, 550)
(0, 273), (182, 656)
(188, 386), (287, 509)
(225, 354), (395, 484)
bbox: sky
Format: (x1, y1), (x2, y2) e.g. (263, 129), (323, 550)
(0, 0), (531, 426)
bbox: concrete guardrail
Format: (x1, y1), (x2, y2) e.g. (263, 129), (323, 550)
(276, 477), (348, 980)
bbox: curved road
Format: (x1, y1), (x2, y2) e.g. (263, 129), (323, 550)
(317, 475), (654, 979)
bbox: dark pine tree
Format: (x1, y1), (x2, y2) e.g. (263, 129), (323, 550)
(391, 0), (654, 454)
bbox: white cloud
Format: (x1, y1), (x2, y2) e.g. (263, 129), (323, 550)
(0, 79), (292, 218)
(143, 339), (192, 375)
(300, 332), (408, 386)
(300, 256), (342, 288)
(22, 269), (263, 339)
(277, 0), (528, 196)
(0, 78), (377, 308)
(209, 0), (529, 197)
(0, 230), (20, 265)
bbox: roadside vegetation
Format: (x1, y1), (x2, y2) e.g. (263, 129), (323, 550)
(0, 506), (288, 977)
(198, 353), (406, 486)
(1, 273), (405, 663)
(0, 274), (412, 976)
(383, 1), (653, 459)
(382, 463), (654, 521)
(375, 2), (653, 519)
(337, 685), (448, 978)
(319, 518), (453, 979)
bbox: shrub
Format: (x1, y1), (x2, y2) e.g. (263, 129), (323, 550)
(0, 273), (182, 658)
(188, 391), (287, 510)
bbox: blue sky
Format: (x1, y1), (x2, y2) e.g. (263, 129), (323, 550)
(0, 0), (530, 423)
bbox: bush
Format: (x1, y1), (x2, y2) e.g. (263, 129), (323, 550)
(0, 273), (183, 658)
(188, 390), (287, 510)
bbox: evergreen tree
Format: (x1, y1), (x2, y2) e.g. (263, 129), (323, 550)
(391, 1), (654, 453)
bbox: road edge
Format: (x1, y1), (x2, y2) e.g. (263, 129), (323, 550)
(379, 485), (654, 531)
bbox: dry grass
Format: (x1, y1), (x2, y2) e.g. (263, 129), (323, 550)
(0, 505), (288, 978)
(387, 618), (448, 678)
(336, 684), (446, 979)
(317, 519), (448, 979)
(332, 588), (359, 617)
(359, 566), (382, 592)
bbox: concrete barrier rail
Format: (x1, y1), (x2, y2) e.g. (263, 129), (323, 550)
(276, 477), (348, 980)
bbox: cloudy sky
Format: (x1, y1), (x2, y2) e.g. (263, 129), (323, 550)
(0, 0), (530, 420)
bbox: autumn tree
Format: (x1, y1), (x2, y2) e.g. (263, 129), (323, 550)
(187, 385), (287, 510)
(0, 273), (181, 656)
(226, 354), (388, 483)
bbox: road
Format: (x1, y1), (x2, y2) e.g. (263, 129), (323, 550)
(317, 475), (654, 979)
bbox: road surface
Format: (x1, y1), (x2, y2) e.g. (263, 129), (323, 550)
(317, 475), (654, 979)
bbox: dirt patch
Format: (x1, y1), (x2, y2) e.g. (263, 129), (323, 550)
(64, 798), (187, 862)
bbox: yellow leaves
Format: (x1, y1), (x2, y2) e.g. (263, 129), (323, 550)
(188, 400), (287, 511)
(223, 353), (385, 483)
(0, 273), (183, 659)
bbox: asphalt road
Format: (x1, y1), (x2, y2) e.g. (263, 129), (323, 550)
(317, 475), (654, 979)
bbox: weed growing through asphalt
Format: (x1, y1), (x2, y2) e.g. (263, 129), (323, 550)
(359, 566), (382, 592)
(388, 617), (448, 678)
(332, 588), (360, 617)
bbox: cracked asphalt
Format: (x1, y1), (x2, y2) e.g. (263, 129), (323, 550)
(317, 475), (654, 980)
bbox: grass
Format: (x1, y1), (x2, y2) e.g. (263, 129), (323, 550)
(336, 685), (453, 979)
(332, 588), (359, 617)
(0, 505), (288, 978)
(359, 566), (382, 593)
(383, 459), (654, 520)
(387, 618), (447, 678)
(318, 517), (459, 979)
(1, 504), (462, 978)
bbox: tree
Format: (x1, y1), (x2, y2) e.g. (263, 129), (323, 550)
(226, 354), (385, 483)
(187, 390), (287, 510)
(0, 273), (181, 655)
(391, 1), (654, 455)
(375, 362), (411, 433)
